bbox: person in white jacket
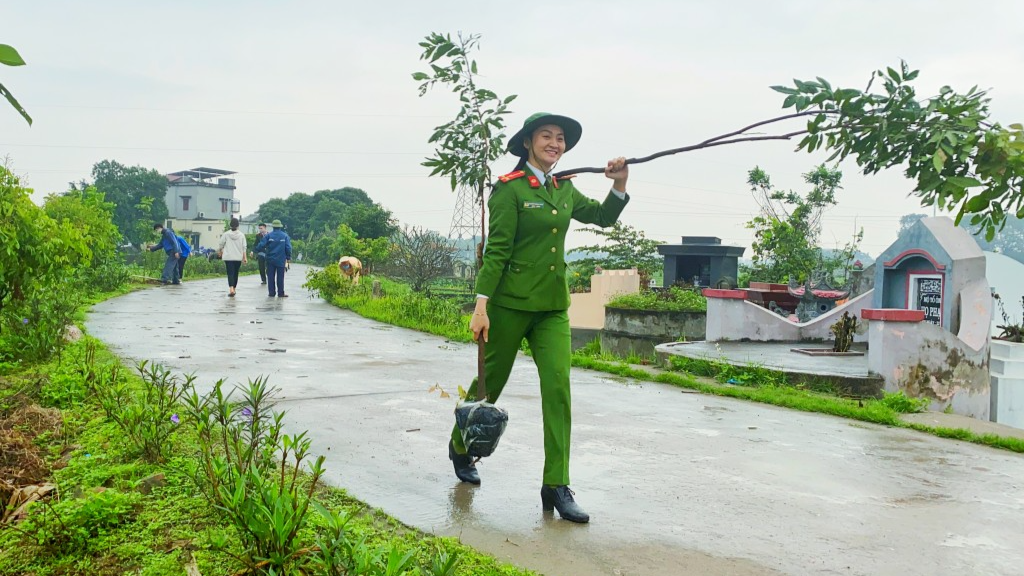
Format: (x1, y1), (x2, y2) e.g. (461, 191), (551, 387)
(218, 218), (248, 297)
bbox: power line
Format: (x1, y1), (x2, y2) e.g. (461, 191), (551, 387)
(31, 104), (449, 119)
(1, 143), (427, 155)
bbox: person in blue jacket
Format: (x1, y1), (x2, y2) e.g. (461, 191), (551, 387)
(254, 219), (292, 297)
(149, 223), (182, 285)
(175, 234), (192, 281)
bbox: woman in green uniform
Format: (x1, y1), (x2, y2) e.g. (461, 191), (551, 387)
(448, 112), (630, 523)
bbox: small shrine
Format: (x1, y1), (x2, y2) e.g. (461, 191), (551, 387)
(788, 276), (850, 322)
(657, 236), (745, 287)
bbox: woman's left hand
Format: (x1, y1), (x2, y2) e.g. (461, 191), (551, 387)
(605, 156), (628, 192)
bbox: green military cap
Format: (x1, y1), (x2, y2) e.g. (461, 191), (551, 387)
(271, 219), (283, 228)
(507, 112), (582, 157)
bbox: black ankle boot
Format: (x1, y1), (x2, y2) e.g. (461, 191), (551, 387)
(540, 485), (589, 523)
(448, 440), (480, 485)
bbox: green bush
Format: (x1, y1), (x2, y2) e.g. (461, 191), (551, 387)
(184, 377), (325, 574)
(607, 286), (707, 312)
(881, 391), (930, 413)
(21, 489), (140, 553)
(94, 360), (194, 463)
(0, 282), (82, 365)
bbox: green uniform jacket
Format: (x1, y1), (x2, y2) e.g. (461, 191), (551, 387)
(476, 172), (629, 311)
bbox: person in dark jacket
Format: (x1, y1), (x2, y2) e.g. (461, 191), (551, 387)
(253, 223), (268, 284)
(175, 234), (192, 281)
(149, 223), (182, 285)
(254, 219), (292, 297)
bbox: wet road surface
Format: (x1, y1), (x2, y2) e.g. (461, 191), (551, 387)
(86, 268), (1024, 576)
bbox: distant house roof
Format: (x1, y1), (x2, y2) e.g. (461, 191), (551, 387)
(166, 167), (236, 180)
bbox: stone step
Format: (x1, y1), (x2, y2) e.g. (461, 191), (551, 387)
(991, 374), (1024, 429)
(990, 357), (1024, 378)
(990, 339), (1024, 361)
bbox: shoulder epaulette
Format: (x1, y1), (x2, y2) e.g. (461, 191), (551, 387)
(498, 170), (526, 183)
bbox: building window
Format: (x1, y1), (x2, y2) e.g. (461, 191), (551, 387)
(221, 200), (229, 213)
(208, 226), (213, 231)
(182, 197), (190, 211)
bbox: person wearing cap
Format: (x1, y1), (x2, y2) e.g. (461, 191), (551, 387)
(338, 256), (362, 284)
(254, 219), (292, 297)
(447, 112), (630, 524)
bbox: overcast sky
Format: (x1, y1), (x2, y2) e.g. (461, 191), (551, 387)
(4, 1), (1024, 256)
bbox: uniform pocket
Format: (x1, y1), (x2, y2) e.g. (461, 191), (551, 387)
(500, 259), (537, 300)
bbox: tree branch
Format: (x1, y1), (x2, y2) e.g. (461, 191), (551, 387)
(554, 130), (809, 177)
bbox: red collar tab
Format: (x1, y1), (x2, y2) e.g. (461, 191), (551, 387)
(498, 170), (526, 183)
(527, 175), (541, 188)
(552, 175), (560, 189)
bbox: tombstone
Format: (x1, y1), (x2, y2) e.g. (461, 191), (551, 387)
(657, 236), (745, 288)
(872, 217), (986, 333)
(864, 216), (991, 419)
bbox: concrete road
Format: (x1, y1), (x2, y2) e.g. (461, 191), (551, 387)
(86, 268), (1024, 576)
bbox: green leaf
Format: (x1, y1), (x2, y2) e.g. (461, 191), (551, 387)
(411, 72), (429, 81)
(947, 176), (982, 188)
(770, 85), (798, 95)
(0, 44), (26, 67)
(886, 67), (900, 83)
(964, 195), (989, 213)
(932, 149), (947, 172)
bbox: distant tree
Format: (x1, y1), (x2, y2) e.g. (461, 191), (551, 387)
(43, 186), (121, 268)
(257, 187), (378, 240)
(89, 160), (169, 247)
(390, 226), (456, 292)
(745, 164), (861, 285)
(1, 43), (31, 125)
(899, 213), (928, 236)
(308, 199), (348, 235)
(343, 202), (397, 240)
(569, 222), (662, 287)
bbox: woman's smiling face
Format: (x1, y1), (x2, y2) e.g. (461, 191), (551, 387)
(526, 124), (566, 171)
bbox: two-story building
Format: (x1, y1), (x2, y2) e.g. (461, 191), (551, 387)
(164, 167), (240, 250)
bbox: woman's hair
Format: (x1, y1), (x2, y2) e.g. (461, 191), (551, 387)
(230, 217), (240, 230)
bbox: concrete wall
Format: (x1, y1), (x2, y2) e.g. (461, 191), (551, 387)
(601, 307), (706, 357)
(991, 340), (1024, 429)
(169, 218), (228, 250)
(704, 289), (873, 343)
(166, 183), (235, 220)
(866, 314), (990, 420)
(568, 269), (640, 329)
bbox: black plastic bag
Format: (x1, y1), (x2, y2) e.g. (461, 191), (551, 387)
(454, 399), (508, 458)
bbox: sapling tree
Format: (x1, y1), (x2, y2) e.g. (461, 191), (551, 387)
(413, 32), (516, 268)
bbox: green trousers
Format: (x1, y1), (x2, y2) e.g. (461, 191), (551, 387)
(451, 304), (573, 486)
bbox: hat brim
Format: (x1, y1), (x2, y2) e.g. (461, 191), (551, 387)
(507, 114), (582, 157)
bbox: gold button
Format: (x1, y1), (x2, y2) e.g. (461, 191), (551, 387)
(550, 247), (556, 253)
(551, 228), (557, 234)
(549, 265), (555, 271)
(552, 209), (558, 215)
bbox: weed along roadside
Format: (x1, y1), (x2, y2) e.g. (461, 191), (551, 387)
(302, 268), (1024, 455)
(0, 332), (536, 576)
